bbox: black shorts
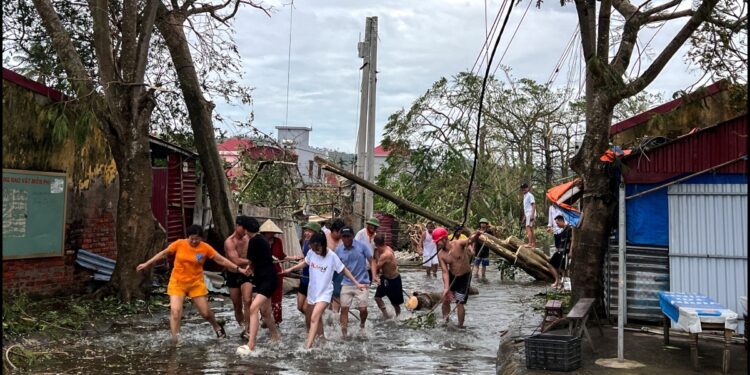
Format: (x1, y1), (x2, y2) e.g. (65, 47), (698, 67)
(252, 273), (278, 298)
(297, 280), (309, 296)
(374, 274), (404, 306)
(225, 271), (253, 289)
(448, 272), (471, 304)
(550, 251), (568, 270)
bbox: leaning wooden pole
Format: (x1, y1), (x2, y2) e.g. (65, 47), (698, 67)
(315, 156), (554, 282)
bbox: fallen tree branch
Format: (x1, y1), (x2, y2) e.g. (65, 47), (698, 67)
(315, 156), (554, 281)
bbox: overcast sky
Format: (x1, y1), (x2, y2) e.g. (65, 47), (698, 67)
(213, 0), (703, 153)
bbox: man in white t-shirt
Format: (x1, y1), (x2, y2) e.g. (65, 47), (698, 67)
(355, 217), (379, 253)
(520, 183), (537, 248)
(546, 204), (564, 254)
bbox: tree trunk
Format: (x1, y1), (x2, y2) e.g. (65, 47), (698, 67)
(156, 8), (236, 240)
(108, 137), (166, 301)
(570, 91), (616, 302)
(315, 156), (555, 281)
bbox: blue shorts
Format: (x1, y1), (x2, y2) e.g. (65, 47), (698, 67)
(473, 257), (489, 267)
(332, 272), (344, 298)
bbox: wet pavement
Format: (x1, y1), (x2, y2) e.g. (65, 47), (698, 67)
(16, 268), (547, 374)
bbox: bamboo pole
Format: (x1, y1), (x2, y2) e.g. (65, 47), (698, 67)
(315, 156), (554, 282)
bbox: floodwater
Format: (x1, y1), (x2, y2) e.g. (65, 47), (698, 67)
(21, 269), (546, 374)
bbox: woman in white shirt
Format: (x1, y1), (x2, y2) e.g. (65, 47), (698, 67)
(282, 232), (365, 348)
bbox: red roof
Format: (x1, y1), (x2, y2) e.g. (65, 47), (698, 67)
(3, 68), (67, 102)
(374, 144), (390, 157)
(622, 115), (747, 183)
(610, 81), (726, 136)
(218, 137), (255, 152)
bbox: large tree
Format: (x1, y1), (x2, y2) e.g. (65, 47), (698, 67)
(154, 0), (272, 240)
(30, 0), (164, 301)
(567, 0), (729, 301)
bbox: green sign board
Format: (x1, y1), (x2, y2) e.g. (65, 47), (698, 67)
(2, 169), (67, 259)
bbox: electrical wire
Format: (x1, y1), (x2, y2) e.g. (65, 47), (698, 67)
(459, 0), (517, 234)
(492, 0), (534, 76)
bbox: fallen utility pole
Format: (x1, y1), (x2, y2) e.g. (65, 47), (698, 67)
(314, 156), (554, 281)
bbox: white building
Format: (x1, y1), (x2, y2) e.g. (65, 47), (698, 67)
(276, 126), (334, 184)
(372, 144), (391, 178)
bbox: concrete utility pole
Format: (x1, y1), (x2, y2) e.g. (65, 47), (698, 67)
(355, 16), (377, 226)
(364, 16), (378, 220)
(355, 17), (372, 228)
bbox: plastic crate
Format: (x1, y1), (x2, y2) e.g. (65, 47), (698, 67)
(525, 334), (581, 372)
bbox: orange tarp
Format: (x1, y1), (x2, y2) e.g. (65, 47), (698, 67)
(546, 178), (580, 212)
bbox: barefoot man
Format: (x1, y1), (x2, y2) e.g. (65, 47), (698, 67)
(224, 215), (255, 339)
(373, 234), (404, 319)
(434, 227), (480, 327)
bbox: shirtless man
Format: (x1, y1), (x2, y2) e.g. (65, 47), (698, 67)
(224, 215), (255, 339)
(373, 234), (404, 319)
(435, 226), (480, 327)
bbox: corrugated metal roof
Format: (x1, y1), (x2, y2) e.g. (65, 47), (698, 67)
(668, 183), (747, 330)
(610, 81), (725, 135)
(623, 115), (748, 183)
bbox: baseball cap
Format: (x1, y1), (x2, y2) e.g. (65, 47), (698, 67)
(479, 218), (490, 224)
(340, 227), (354, 237)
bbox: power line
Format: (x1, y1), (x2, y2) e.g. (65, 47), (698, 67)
(461, 0), (517, 231)
(492, 0), (534, 76)
(470, 0), (509, 75)
(284, 0), (295, 126)
(546, 25), (579, 86)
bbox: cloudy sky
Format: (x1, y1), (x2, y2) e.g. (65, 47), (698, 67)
(214, 0), (703, 153)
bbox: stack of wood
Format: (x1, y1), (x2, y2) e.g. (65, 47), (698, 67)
(314, 156), (555, 282)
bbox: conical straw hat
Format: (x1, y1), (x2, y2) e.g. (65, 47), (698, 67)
(259, 219), (283, 234)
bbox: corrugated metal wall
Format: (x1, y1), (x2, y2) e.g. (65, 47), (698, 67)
(166, 154), (197, 243)
(605, 245), (670, 322)
(241, 205), (302, 258)
(374, 212), (398, 248)
(668, 183), (747, 331)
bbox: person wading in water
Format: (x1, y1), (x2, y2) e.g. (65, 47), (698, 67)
(137, 225), (250, 344)
(434, 227), (481, 328)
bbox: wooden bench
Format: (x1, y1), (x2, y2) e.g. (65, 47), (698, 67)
(540, 300), (565, 333)
(566, 298), (604, 353)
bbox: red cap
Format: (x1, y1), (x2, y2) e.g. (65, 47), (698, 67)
(432, 227), (448, 243)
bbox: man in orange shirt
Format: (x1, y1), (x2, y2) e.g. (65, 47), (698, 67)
(137, 224), (250, 344)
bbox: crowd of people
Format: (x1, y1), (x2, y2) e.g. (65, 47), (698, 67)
(135, 182), (574, 352)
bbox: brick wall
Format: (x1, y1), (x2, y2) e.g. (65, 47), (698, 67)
(2, 212), (116, 297)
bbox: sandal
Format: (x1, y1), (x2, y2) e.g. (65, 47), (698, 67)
(215, 321), (227, 339)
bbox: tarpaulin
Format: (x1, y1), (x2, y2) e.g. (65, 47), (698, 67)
(546, 179), (581, 212)
(559, 205), (581, 227)
(624, 173), (747, 247)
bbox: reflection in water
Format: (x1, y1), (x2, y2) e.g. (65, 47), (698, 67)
(23, 269), (545, 374)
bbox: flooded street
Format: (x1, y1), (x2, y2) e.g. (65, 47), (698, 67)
(21, 268), (546, 374)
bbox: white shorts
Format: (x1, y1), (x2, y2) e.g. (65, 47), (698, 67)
(340, 284), (369, 308)
(423, 247), (439, 266)
(524, 213), (535, 227)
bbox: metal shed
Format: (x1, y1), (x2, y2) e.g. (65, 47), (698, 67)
(668, 183), (747, 331)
